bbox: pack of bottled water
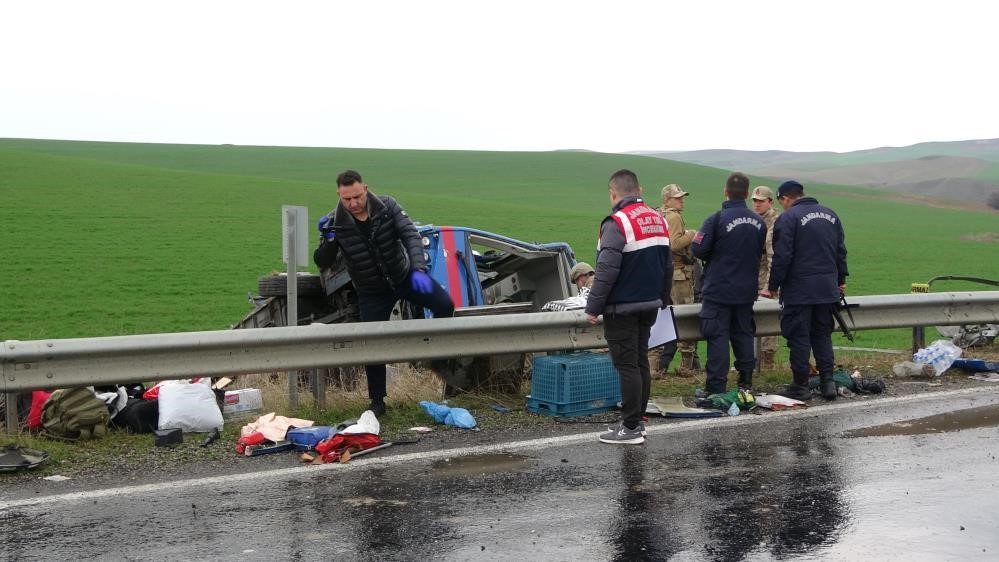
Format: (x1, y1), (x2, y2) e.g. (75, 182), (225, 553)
(912, 339), (963, 376)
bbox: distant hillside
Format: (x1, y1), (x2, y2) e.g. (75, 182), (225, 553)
(638, 138), (999, 206)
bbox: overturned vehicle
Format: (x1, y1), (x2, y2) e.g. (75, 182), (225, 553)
(237, 225), (580, 391)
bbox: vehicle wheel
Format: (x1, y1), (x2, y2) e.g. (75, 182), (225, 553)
(258, 274), (323, 297)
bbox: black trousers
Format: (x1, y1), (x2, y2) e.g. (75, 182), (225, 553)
(699, 300), (756, 394)
(358, 279), (455, 400)
(604, 308), (658, 429)
(780, 303), (836, 385)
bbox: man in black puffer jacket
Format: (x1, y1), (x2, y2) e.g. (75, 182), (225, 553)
(314, 170), (454, 416)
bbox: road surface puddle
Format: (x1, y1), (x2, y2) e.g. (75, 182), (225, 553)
(432, 453), (531, 477)
(842, 404), (999, 438)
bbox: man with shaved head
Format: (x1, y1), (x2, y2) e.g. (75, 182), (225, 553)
(586, 169), (672, 445)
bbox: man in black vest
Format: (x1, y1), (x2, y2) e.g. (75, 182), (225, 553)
(586, 169), (672, 445)
(762, 180), (848, 401)
(314, 170), (454, 417)
(691, 172), (766, 395)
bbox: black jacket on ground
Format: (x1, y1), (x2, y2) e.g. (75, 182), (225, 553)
(691, 199), (765, 305)
(313, 193), (426, 295)
(768, 196), (848, 305)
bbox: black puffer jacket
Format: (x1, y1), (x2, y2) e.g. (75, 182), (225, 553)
(313, 193), (426, 295)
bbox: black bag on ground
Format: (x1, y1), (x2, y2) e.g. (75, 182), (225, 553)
(111, 398), (159, 434)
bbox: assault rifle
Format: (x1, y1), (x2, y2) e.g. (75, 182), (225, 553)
(833, 294), (858, 341)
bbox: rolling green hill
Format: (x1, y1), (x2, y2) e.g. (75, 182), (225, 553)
(2, 139), (997, 349)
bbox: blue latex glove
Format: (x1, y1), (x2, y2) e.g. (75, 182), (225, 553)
(410, 270), (433, 294)
(317, 216), (335, 241)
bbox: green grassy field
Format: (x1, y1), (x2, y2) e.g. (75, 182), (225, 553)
(3, 138), (997, 351)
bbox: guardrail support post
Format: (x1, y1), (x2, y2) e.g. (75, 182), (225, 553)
(3, 393), (18, 435)
(910, 283), (929, 355)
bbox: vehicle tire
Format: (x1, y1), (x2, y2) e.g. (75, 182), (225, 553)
(258, 274), (323, 297)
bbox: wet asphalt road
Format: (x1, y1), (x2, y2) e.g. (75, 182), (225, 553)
(2, 388), (998, 561)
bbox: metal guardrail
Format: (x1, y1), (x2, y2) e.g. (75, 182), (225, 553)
(3, 290), (997, 393)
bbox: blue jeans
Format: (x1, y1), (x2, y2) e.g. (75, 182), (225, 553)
(358, 278), (455, 400)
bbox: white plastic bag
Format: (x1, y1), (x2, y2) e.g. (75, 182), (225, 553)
(157, 379), (224, 432)
(912, 339), (963, 377)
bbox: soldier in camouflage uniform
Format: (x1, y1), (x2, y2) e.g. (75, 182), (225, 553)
(648, 184), (698, 377)
(752, 185), (780, 369)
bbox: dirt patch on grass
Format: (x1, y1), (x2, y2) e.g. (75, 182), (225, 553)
(962, 232), (999, 243)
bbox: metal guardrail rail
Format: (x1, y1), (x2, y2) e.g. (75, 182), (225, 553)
(3, 291), (997, 394)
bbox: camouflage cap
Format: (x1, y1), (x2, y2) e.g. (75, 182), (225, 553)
(751, 186), (774, 201)
(661, 184), (689, 200)
(569, 262), (595, 282)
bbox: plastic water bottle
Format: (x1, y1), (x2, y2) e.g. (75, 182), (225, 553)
(728, 402), (740, 416)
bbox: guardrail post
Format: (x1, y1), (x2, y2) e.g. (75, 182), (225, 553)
(2, 343), (17, 434)
(910, 283), (929, 354)
(3, 394), (17, 435)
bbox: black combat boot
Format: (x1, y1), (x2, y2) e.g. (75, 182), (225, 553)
(819, 372), (837, 401)
(781, 372), (813, 401)
(737, 372), (753, 391)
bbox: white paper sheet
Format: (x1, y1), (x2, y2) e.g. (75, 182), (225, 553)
(648, 306), (679, 348)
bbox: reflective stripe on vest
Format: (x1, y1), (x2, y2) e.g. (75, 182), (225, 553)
(611, 202), (671, 252)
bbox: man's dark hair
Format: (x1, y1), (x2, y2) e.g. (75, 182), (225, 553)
(336, 170), (363, 187)
(725, 172), (750, 200)
(609, 169), (640, 195)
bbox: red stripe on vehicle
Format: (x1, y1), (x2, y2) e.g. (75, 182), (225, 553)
(440, 227), (465, 307)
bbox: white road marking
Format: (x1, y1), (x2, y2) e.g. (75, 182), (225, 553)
(2, 386), (995, 510)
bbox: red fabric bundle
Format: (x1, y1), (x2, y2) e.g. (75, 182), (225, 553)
(27, 390), (53, 429)
(315, 433), (381, 463)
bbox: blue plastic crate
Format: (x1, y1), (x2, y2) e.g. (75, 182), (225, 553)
(525, 395), (618, 417)
(530, 352), (621, 405)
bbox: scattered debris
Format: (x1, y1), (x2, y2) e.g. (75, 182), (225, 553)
(969, 373), (999, 382)
(287, 426), (337, 451)
(200, 428), (221, 448)
(42, 475), (70, 482)
(754, 394), (808, 411)
(0, 445), (49, 472)
(912, 340), (962, 376)
(154, 428), (183, 447)
(243, 440), (294, 457)
(893, 361), (933, 378)
(419, 400), (477, 429)
(222, 388), (264, 419)
(952, 358), (999, 372)
(408, 426), (433, 433)
(649, 397), (723, 418)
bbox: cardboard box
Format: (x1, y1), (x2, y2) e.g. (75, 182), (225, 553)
(222, 388), (264, 418)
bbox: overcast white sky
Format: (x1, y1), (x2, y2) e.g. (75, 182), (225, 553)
(2, 1), (997, 154)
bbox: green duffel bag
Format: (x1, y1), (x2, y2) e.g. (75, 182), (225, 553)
(41, 387), (110, 440)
